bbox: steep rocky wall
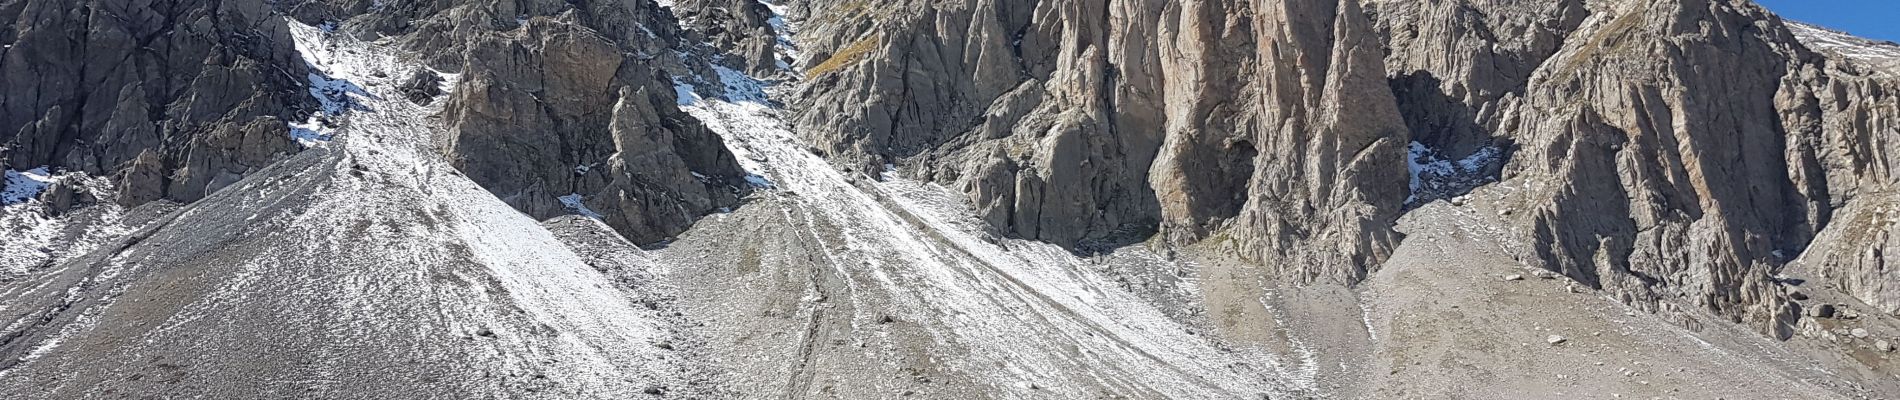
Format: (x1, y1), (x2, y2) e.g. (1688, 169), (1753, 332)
(787, 0), (1409, 282)
(788, 0), (1900, 329)
(1502, 0), (1819, 331)
(1364, 0), (1900, 331)
(284, 0), (751, 244)
(1794, 27), (1900, 314)
(674, 0), (787, 76)
(0, 0), (308, 205)
(1364, 0), (1587, 158)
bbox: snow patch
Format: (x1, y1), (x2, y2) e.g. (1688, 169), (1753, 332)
(760, 0), (800, 70)
(1407, 141), (1502, 204)
(287, 22), (386, 147)
(559, 194), (606, 219)
(0, 173), (130, 278)
(674, 40), (1308, 396)
(672, 77), (703, 106)
(2, 167), (54, 205)
(1789, 22), (1900, 65)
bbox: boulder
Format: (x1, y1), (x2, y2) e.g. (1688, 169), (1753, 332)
(37, 179), (83, 216)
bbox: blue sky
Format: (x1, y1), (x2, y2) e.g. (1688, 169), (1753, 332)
(1756, 0), (1899, 42)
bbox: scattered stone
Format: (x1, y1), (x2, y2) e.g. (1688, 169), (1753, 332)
(1788, 290), (1808, 301)
(37, 179), (85, 216)
(1450, 195), (1470, 206)
(1546, 335), (1567, 345)
(1876, 340), (1894, 353)
(1850, 328), (1869, 339)
(1532, 270), (1561, 280)
(1807, 304), (1836, 319)
(654, 341), (675, 350)
(1503, 274), (1524, 281)
(398, 69), (445, 105)
(643, 385), (667, 395)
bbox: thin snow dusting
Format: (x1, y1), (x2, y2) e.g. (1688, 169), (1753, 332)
(0, 21), (700, 396)
(675, 43), (1309, 397)
(1789, 22), (1900, 65)
(558, 194), (606, 219)
(0, 172), (131, 286)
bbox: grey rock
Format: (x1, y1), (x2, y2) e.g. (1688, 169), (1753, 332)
(674, 0), (786, 76)
(789, 0), (1408, 283)
(398, 69), (446, 105)
(0, 0), (311, 205)
(36, 178), (84, 216)
(304, 0), (751, 245)
(1808, 303), (1838, 319)
(1367, 0), (1900, 336)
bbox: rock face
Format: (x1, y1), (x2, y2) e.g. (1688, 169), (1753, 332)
(674, 0), (788, 76)
(785, 0), (1900, 332)
(287, 0), (751, 244)
(1484, 0), (1821, 331)
(1366, 0), (1587, 158)
(1366, 0), (1900, 333)
(0, 0), (307, 205)
(787, 0), (1409, 281)
(1784, 23), (1900, 315)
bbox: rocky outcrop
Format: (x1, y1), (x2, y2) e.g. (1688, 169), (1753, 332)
(0, 0), (308, 205)
(292, 0), (751, 244)
(674, 0), (788, 76)
(1150, 0), (1409, 283)
(1495, 0), (1820, 331)
(1365, 0), (1588, 158)
(1786, 23), (1900, 314)
(791, 0), (1160, 250)
(789, 0), (1408, 279)
(1364, 0), (1900, 333)
(788, 0), (1900, 329)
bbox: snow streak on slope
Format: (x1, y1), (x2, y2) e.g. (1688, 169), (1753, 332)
(0, 173), (130, 279)
(277, 22), (690, 395)
(1406, 141), (1503, 204)
(0, 23), (698, 399)
(672, 47), (1310, 398)
(1790, 22), (1900, 73)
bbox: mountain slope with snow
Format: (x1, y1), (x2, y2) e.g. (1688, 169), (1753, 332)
(0, 25), (709, 399)
(3, 0), (1900, 398)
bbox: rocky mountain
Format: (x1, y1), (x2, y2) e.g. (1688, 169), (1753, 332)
(0, 0), (308, 206)
(2, 0), (1898, 398)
